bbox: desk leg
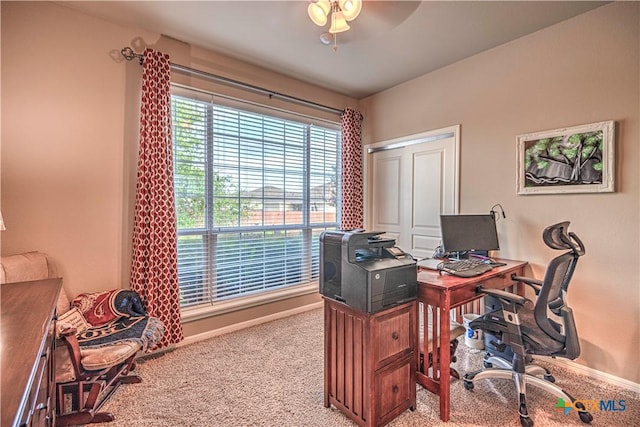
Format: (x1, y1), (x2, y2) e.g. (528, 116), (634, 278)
(516, 280), (525, 298)
(438, 293), (452, 422)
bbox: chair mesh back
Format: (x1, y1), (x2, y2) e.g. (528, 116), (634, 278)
(536, 253), (575, 316)
(534, 222), (584, 354)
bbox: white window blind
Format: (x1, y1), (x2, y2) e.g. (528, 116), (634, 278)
(172, 92), (341, 309)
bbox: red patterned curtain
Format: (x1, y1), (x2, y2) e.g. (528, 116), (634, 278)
(130, 48), (184, 348)
(340, 108), (364, 230)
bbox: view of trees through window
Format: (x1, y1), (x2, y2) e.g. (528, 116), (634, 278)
(172, 93), (341, 308)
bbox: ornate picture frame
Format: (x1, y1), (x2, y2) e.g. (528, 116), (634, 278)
(516, 120), (615, 195)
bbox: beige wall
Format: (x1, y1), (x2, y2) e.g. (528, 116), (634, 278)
(1, 2), (355, 333)
(360, 2), (639, 383)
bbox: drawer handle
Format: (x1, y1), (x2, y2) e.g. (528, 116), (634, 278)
(391, 332), (399, 340)
(392, 385), (399, 394)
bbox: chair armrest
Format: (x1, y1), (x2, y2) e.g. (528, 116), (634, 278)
(58, 327), (86, 380)
(511, 274), (543, 295)
(58, 324), (78, 337)
(477, 287), (527, 307)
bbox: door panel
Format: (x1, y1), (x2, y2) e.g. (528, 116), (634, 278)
(373, 154), (402, 228)
(412, 149), (443, 228)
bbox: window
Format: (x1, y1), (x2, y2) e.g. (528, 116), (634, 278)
(171, 90), (341, 310)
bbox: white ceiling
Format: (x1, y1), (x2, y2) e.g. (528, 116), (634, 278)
(60, 1), (607, 99)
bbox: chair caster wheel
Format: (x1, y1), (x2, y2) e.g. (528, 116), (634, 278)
(578, 411), (593, 423)
(483, 360), (493, 368)
(543, 374), (556, 382)
(520, 416), (534, 427)
(463, 380), (474, 390)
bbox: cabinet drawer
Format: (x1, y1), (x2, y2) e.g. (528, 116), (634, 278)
(376, 357), (414, 422)
(19, 352), (48, 426)
(374, 307), (412, 366)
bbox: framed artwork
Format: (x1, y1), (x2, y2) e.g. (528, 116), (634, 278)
(517, 120), (615, 195)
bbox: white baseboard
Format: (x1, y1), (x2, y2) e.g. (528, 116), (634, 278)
(178, 301), (323, 348)
(541, 356), (640, 393)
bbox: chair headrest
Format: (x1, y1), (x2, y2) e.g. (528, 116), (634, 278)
(542, 222), (585, 256)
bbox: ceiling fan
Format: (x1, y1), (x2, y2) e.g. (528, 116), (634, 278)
(307, 0), (422, 49)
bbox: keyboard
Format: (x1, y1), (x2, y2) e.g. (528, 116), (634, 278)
(438, 259), (493, 278)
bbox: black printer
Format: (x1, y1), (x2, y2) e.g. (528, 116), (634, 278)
(319, 230), (417, 313)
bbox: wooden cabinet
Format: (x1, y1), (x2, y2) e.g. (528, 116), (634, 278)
(323, 298), (417, 427)
(1, 279), (61, 427)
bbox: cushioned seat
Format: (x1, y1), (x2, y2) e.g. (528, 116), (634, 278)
(54, 341), (140, 383)
(472, 305), (566, 356)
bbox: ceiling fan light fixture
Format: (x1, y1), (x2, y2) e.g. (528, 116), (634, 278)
(329, 11), (350, 34)
(308, 0), (361, 50)
(339, 0), (362, 21)
(308, 0), (331, 26)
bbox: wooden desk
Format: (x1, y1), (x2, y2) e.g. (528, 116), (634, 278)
(416, 259), (527, 422)
(1, 279), (61, 427)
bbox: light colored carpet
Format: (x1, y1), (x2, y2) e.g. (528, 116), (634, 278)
(102, 308), (639, 426)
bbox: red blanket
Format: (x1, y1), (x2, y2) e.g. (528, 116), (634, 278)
(71, 290), (147, 326)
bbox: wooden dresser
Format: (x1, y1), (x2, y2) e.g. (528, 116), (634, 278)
(323, 298), (417, 427)
(1, 278), (61, 427)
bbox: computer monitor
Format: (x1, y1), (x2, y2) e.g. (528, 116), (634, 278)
(440, 214), (500, 255)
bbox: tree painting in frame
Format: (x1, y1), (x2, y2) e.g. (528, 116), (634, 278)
(517, 120), (615, 195)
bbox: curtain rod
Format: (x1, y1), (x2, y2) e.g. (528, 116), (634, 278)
(121, 47), (346, 117)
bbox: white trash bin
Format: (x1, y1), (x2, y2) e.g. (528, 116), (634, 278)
(462, 313), (484, 350)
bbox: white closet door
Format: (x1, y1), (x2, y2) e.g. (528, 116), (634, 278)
(367, 126), (459, 259)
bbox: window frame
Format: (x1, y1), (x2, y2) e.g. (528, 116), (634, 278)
(171, 85), (341, 320)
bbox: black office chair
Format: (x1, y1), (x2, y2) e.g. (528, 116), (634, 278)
(462, 222), (592, 427)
